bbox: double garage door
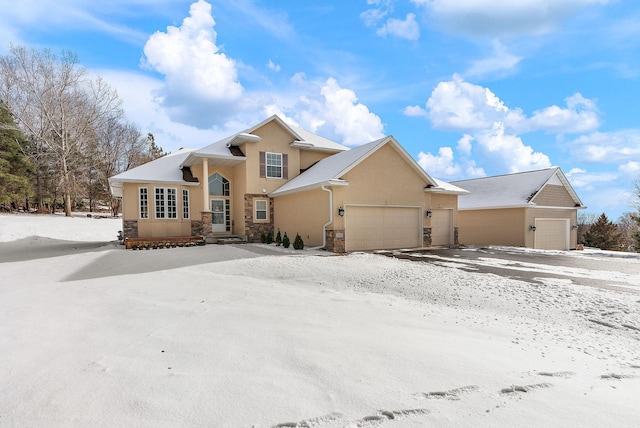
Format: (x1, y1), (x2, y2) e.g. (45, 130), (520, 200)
(345, 206), (421, 252)
(534, 219), (569, 250)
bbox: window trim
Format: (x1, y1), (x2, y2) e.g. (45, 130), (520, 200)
(254, 199), (269, 222)
(265, 152), (283, 179)
(139, 187), (149, 219)
(154, 186), (178, 219)
(182, 189), (190, 219)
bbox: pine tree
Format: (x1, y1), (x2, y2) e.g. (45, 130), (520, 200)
(293, 233), (304, 250)
(583, 213), (623, 250)
(0, 100), (32, 209)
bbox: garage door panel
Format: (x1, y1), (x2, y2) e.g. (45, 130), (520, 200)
(431, 209), (453, 246)
(346, 206), (421, 251)
(535, 219), (569, 250)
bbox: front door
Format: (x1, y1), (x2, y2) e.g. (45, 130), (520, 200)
(211, 199), (226, 232)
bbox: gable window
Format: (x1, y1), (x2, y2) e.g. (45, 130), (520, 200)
(155, 187), (177, 219)
(139, 187), (149, 219)
(255, 199), (268, 221)
(260, 152), (288, 179)
(266, 152), (282, 178)
(209, 173), (229, 196)
(182, 189), (190, 219)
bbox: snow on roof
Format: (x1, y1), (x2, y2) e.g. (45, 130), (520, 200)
(108, 148), (197, 195)
(270, 137), (463, 197)
(452, 167), (581, 210)
(245, 115), (349, 152)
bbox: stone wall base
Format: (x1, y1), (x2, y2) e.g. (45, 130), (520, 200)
(325, 228), (345, 253)
(201, 211), (212, 236)
(244, 194), (273, 242)
(123, 220), (138, 239)
(423, 227), (432, 247)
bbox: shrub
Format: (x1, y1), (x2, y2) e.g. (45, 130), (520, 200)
(282, 232), (290, 248)
(265, 230), (273, 244)
(293, 233), (304, 250)
(260, 233), (267, 243)
(275, 229), (282, 245)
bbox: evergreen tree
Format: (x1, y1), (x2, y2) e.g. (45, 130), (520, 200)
(583, 213), (623, 250)
(0, 100), (32, 208)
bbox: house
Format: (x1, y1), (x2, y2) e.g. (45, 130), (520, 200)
(109, 115), (468, 252)
(451, 167), (586, 250)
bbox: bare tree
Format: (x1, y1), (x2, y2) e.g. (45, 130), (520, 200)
(577, 211), (599, 244)
(0, 45), (123, 216)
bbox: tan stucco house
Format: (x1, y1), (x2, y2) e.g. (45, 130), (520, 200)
(451, 167), (586, 250)
(109, 115), (468, 252)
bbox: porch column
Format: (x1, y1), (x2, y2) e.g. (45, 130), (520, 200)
(202, 158), (209, 211)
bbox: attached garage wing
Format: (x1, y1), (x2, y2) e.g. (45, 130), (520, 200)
(534, 219), (569, 250)
(345, 206), (422, 252)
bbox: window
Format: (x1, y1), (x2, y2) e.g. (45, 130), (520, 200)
(255, 199), (268, 221)
(209, 173), (229, 196)
(182, 189), (189, 219)
(139, 187), (148, 219)
(155, 187), (177, 219)
(266, 152), (282, 178)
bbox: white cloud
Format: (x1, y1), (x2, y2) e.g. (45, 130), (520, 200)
(465, 40), (522, 78)
(417, 146), (485, 179)
(142, 0), (246, 127)
(567, 130), (640, 163)
(403, 105), (428, 118)
(411, 0), (613, 37)
(283, 77), (385, 146)
(565, 168), (619, 191)
(360, 0), (395, 27)
(529, 93), (600, 134)
(377, 13), (420, 40)
(619, 161), (640, 174)
(267, 59), (281, 72)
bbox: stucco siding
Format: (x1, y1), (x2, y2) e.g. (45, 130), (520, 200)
(273, 188), (329, 247)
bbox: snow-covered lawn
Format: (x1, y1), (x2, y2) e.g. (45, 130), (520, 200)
(1, 214), (639, 427)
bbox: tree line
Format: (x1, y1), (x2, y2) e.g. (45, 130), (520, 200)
(577, 180), (640, 252)
(0, 45), (165, 216)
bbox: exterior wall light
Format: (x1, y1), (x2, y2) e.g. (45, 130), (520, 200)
(426, 210), (432, 217)
(571, 224), (578, 230)
(529, 225), (537, 232)
(338, 207), (345, 217)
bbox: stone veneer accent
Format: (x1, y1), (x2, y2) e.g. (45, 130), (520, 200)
(191, 220), (203, 236)
(454, 227), (459, 246)
(325, 228), (345, 253)
(423, 227), (432, 247)
(201, 211), (213, 236)
(123, 220), (138, 239)
(244, 194), (273, 242)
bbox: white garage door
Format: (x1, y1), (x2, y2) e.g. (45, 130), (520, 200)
(431, 209), (453, 246)
(345, 206), (421, 252)
(535, 219), (569, 250)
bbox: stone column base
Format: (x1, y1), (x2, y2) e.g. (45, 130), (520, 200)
(326, 228), (345, 253)
(201, 211), (212, 236)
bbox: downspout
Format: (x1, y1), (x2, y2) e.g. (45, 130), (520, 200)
(309, 185), (333, 250)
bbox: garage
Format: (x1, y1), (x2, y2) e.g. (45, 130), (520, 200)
(534, 219), (569, 250)
(430, 209), (453, 246)
(345, 205), (421, 251)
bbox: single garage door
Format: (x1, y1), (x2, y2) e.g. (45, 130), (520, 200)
(345, 206), (421, 251)
(431, 209), (453, 246)
(535, 219), (569, 250)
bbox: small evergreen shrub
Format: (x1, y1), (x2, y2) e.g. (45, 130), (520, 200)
(275, 229), (282, 246)
(293, 233), (304, 250)
(266, 230), (273, 244)
(260, 233), (267, 243)
(282, 232), (290, 248)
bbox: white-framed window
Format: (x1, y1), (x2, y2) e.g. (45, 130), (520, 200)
(155, 187), (177, 219)
(255, 199), (268, 221)
(266, 152), (282, 179)
(182, 189), (190, 219)
(139, 187), (149, 219)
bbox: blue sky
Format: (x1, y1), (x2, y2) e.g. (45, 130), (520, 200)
(2, 0), (639, 219)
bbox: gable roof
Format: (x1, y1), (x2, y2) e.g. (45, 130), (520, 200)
(270, 136), (467, 197)
(246, 115), (349, 153)
(108, 148), (197, 197)
(451, 167), (585, 210)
